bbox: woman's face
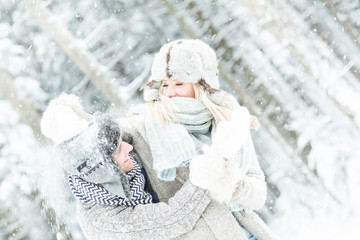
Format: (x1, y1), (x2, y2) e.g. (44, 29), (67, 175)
(113, 139), (134, 173)
(162, 79), (195, 98)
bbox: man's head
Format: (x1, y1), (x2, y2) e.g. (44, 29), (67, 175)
(40, 93), (135, 198)
(40, 93), (134, 174)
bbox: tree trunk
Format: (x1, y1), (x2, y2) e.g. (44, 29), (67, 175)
(0, 69), (43, 140)
(22, 0), (125, 107)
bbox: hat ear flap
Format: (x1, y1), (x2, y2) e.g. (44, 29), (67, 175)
(143, 80), (162, 102)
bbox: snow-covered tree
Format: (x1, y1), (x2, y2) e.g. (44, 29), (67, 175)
(0, 0), (359, 239)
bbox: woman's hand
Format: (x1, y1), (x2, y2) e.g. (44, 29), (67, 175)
(189, 147), (244, 203)
(212, 107), (251, 159)
(189, 107), (253, 203)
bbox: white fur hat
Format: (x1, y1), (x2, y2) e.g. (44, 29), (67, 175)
(144, 39), (219, 102)
(41, 93), (92, 144)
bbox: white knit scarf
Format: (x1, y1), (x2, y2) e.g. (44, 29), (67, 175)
(145, 97), (213, 181)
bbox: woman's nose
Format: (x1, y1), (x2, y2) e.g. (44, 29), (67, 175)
(165, 86), (176, 98)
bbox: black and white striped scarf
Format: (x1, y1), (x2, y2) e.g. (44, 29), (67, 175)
(68, 156), (153, 206)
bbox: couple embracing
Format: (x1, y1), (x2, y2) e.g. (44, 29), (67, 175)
(41, 39), (278, 240)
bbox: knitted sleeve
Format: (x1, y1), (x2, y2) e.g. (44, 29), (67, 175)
(76, 180), (211, 240)
(228, 136), (267, 210)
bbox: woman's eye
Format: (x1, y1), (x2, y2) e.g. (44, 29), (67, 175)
(176, 83), (183, 86)
(163, 84), (168, 87)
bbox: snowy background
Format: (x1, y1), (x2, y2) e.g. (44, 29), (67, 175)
(1, 0), (359, 239)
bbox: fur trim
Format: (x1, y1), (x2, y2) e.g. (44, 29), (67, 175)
(143, 88), (159, 102)
(189, 150), (244, 203)
(143, 80), (162, 102)
(147, 39), (219, 99)
(41, 93), (91, 144)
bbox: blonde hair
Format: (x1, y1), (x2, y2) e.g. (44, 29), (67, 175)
(146, 83), (232, 124)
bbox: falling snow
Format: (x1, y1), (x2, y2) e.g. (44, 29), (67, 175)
(0, 0), (359, 239)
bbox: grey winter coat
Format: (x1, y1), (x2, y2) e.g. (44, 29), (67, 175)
(77, 94), (279, 240)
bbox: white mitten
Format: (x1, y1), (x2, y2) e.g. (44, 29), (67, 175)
(189, 147), (244, 203)
(212, 107), (251, 159)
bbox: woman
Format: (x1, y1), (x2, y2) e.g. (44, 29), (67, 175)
(77, 39), (279, 239)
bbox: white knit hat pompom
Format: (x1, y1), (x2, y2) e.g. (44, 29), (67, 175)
(41, 93), (91, 144)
